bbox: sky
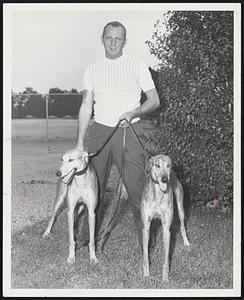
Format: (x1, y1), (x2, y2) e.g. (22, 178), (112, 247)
(10, 6), (165, 93)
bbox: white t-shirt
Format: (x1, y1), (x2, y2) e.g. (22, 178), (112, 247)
(82, 54), (155, 127)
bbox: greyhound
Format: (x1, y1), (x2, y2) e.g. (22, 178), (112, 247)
(141, 154), (190, 282)
(43, 149), (98, 264)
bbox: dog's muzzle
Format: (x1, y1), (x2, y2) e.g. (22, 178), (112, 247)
(56, 170), (61, 177)
(158, 176), (169, 193)
(161, 177), (168, 183)
(56, 168), (77, 185)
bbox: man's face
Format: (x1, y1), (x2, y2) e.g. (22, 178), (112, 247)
(102, 25), (126, 59)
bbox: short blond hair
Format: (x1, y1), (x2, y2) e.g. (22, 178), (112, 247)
(102, 21), (126, 38)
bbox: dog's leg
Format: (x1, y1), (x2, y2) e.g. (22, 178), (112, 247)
(43, 179), (67, 237)
(67, 197), (76, 264)
(162, 222), (171, 282)
(142, 212), (151, 277)
(87, 202), (98, 264)
(74, 204), (85, 242)
(174, 181), (190, 246)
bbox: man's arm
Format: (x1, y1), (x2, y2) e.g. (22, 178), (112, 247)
(75, 89), (94, 151)
(119, 87), (160, 123)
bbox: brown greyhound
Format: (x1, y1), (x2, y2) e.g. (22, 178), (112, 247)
(141, 154), (190, 282)
(43, 149), (98, 264)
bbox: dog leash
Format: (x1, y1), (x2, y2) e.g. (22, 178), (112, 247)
(68, 119), (146, 251)
(67, 120), (145, 187)
(124, 120), (146, 156)
(67, 164), (89, 185)
(95, 120), (147, 252)
(97, 125), (127, 253)
(88, 119), (146, 159)
(67, 120), (125, 185)
(88, 121), (122, 159)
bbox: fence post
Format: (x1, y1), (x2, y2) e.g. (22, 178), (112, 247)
(45, 95), (49, 140)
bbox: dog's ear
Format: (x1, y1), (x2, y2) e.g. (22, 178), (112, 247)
(80, 151), (89, 163)
(84, 155), (89, 164)
(149, 157), (155, 168)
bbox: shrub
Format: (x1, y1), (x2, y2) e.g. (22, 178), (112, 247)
(145, 11), (233, 207)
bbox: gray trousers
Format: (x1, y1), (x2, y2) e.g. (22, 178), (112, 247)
(79, 121), (146, 249)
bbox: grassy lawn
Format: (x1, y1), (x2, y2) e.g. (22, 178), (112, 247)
(10, 119), (233, 290)
(11, 206), (233, 289)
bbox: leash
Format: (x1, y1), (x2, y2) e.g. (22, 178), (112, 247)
(66, 120), (125, 185)
(125, 120), (145, 156)
(97, 125), (127, 253)
(88, 121), (122, 159)
(66, 119), (145, 186)
(65, 119), (146, 251)
(67, 164), (89, 185)
(95, 119), (146, 252)
(88, 119), (145, 158)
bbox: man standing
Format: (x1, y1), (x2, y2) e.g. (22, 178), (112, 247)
(75, 21), (160, 250)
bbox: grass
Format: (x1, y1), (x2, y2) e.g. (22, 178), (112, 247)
(11, 119), (233, 290)
(11, 206), (233, 289)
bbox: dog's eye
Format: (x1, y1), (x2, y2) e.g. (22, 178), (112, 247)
(68, 159), (74, 162)
(155, 163), (160, 168)
(167, 164), (171, 168)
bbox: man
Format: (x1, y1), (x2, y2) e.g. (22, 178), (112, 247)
(75, 21), (160, 250)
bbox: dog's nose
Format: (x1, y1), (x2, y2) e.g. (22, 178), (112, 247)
(56, 170), (61, 177)
(161, 177), (168, 183)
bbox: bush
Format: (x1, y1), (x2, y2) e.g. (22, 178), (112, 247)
(145, 11), (233, 207)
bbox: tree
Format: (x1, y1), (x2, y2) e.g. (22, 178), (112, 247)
(12, 87), (44, 118)
(146, 11), (233, 207)
(49, 88), (82, 117)
(23, 87), (46, 118)
(49, 87), (65, 117)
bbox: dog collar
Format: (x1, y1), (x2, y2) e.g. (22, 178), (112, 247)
(150, 176), (168, 194)
(74, 164), (89, 176)
(67, 165), (89, 185)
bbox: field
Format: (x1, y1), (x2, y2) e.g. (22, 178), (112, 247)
(10, 119), (233, 293)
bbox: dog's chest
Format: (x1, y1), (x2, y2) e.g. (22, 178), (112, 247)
(68, 175), (96, 205)
(144, 185), (173, 219)
(68, 185), (89, 202)
(153, 193), (172, 214)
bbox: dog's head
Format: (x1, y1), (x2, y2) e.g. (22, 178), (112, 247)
(149, 154), (172, 192)
(56, 149), (89, 184)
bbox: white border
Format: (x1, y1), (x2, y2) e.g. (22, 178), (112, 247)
(3, 3), (241, 297)
(3, 3), (13, 297)
(233, 3), (241, 296)
(2, 2), (241, 11)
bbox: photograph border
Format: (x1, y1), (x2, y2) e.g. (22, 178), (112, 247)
(3, 2), (241, 297)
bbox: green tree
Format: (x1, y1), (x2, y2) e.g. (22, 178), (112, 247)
(146, 11), (233, 207)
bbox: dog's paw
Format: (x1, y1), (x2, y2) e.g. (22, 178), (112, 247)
(90, 256), (99, 265)
(67, 255), (75, 265)
(143, 266), (150, 277)
(162, 274), (169, 283)
(184, 240), (190, 247)
(42, 230), (50, 238)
